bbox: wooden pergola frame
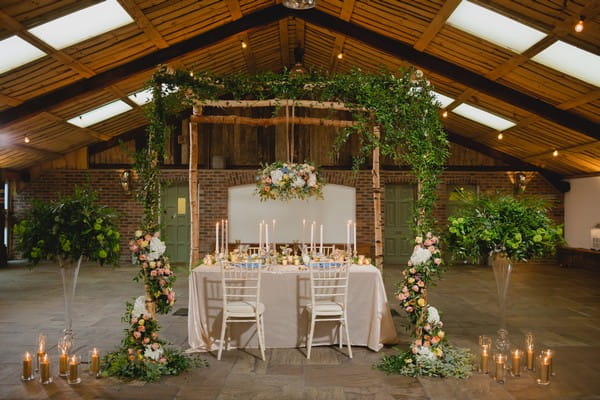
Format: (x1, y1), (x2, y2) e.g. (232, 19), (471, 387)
(187, 99), (383, 270)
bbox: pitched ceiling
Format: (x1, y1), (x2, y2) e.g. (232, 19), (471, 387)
(0, 0), (598, 177)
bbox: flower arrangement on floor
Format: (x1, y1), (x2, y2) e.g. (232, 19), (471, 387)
(102, 300), (206, 382)
(256, 161), (324, 201)
(376, 233), (473, 378)
(129, 230), (176, 314)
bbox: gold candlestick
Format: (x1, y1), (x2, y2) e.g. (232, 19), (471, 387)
(537, 355), (550, 385)
(21, 352), (34, 381)
(67, 355), (81, 384)
(39, 354), (52, 384)
(494, 353), (506, 384)
(480, 344), (490, 374)
(511, 349), (522, 377)
(90, 348), (100, 376)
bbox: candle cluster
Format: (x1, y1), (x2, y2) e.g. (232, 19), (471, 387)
(21, 333), (99, 385)
(478, 332), (555, 386)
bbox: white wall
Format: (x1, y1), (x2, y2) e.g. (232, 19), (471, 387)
(565, 176), (600, 248)
(228, 184), (355, 244)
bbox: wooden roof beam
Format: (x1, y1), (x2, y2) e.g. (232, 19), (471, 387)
(292, 8), (599, 140)
(523, 141), (600, 162)
(328, 0), (355, 73)
(40, 112), (111, 141)
(116, 0), (169, 49)
(3, 143), (63, 158)
(0, 93), (22, 108)
(413, 0), (462, 51)
(279, 19), (290, 68)
(224, 0), (243, 20)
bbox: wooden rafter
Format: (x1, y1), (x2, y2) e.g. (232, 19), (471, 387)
(239, 32), (256, 73)
(413, 0), (462, 51)
(107, 85), (142, 110)
(193, 99), (363, 111)
(523, 141), (600, 162)
(190, 114), (357, 127)
(116, 0), (169, 49)
(0, 93), (22, 107)
(224, 0), (243, 20)
(3, 143), (63, 158)
(279, 19), (290, 67)
(328, 0), (355, 73)
(0, 9), (96, 78)
(40, 112), (111, 141)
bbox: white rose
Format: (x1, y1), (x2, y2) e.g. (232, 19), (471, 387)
(135, 230), (143, 238)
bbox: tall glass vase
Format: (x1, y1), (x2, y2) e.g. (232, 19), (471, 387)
(491, 252), (512, 356)
(59, 255), (83, 339)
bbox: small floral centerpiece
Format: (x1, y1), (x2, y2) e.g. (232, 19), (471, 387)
(256, 161), (324, 201)
(129, 231), (175, 315)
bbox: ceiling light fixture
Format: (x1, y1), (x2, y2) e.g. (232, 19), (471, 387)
(575, 16), (585, 32)
(241, 41), (247, 49)
(497, 133), (503, 140)
(553, 149), (559, 157)
(24, 135), (30, 144)
(337, 52), (343, 59)
(442, 110), (448, 118)
(282, 0), (316, 10)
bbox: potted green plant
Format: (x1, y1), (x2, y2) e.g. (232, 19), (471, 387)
(14, 187), (120, 338)
(446, 192), (563, 349)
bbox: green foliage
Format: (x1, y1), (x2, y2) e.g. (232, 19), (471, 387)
(147, 65), (448, 234)
(376, 344), (474, 378)
(14, 187), (120, 265)
(446, 192), (564, 262)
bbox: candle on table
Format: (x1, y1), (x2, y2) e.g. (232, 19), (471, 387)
(302, 219), (306, 249)
(259, 222), (263, 251)
(215, 222), (219, 255)
(346, 220), (351, 254)
(265, 224), (269, 253)
(22, 352), (33, 381)
(494, 353), (506, 383)
(544, 349), (554, 376)
(68, 355), (80, 384)
(525, 332), (535, 370)
(511, 349), (522, 376)
(310, 222), (315, 255)
(272, 219), (276, 253)
(480, 344), (490, 374)
(319, 224), (323, 255)
(225, 219), (228, 254)
(40, 354), (51, 384)
(90, 348), (100, 376)
(537, 355), (550, 385)
(36, 333), (45, 372)
(59, 349), (68, 376)
(353, 222), (357, 257)
(221, 219), (225, 253)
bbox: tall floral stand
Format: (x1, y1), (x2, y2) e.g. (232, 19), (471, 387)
(491, 253), (512, 355)
(59, 255), (83, 339)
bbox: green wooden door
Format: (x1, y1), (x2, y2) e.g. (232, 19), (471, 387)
(162, 184), (190, 264)
(384, 184), (416, 264)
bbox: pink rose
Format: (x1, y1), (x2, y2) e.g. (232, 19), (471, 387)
(409, 268), (416, 274)
(152, 342), (160, 350)
(159, 280), (166, 286)
(167, 293), (175, 302)
(424, 239), (432, 247)
(153, 232), (160, 238)
(127, 348), (134, 354)
(424, 324), (431, 332)
(412, 285), (420, 292)
(139, 254), (146, 261)
(133, 331), (141, 339)
(407, 260), (413, 267)
(143, 314), (150, 320)
(415, 339), (422, 346)
(138, 325), (145, 332)
(423, 341), (431, 347)
(152, 332), (158, 339)
(406, 306), (414, 312)
(159, 357), (167, 364)
(150, 270), (158, 277)
(143, 338), (150, 344)
(144, 234), (152, 241)
(431, 336), (440, 344)
(431, 237), (438, 244)
(417, 281), (425, 287)
(434, 258), (441, 265)
(132, 317), (138, 324)
(428, 246), (435, 253)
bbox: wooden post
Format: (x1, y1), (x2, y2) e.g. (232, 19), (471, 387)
(372, 126), (383, 270)
(189, 107), (201, 270)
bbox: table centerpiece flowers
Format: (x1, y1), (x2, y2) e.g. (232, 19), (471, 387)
(256, 161), (324, 201)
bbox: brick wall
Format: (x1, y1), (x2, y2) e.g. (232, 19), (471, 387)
(11, 169), (563, 264)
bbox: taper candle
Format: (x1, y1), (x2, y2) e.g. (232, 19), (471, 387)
(221, 219), (225, 253)
(346, 220), (351, 253)
(319, 224), (323, 255)
(265, 223), (269, 252)
(22, 352), (33, 381)
(310, 222), (315, 254)
(511, 349), (522, 376)
(90, 348), (100, 376)
(353, 222), (357, 256)
(494, 353), (506, 384)
(302, 219), (306, 248)
(272, 219), (276, 253)
(225, 219), (228, 253)
(40, 354), (51, 384)
(215, 222), (219, 254)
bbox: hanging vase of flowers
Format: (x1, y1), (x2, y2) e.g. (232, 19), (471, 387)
(256, 161), (324, 201)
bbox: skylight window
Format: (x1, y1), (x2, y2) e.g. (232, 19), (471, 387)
(28, 0), (133, 50)
(432, 91), (455, 108)
(453, 103), (516, 131)
(447, 0), (546, 54)
(128, 88), (154, 105)
(67, 100), (132, 128)
(532, 41), (600, 87)
(0, 36), (46, 74)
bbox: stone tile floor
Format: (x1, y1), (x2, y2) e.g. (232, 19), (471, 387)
(0, 260), (599, 399)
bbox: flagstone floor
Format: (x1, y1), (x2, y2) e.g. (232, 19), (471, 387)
(0, 259), (598, 399)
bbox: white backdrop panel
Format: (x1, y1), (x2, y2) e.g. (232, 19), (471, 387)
(228, 184), (356, 244)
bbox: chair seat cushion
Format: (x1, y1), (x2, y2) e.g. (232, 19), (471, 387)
(307, 301), (344, 315)
(226, 301), (265, 317)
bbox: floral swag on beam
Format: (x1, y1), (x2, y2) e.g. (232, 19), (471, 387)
(256, 161), (324, 201)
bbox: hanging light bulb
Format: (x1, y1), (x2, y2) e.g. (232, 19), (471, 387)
(24, 135), (30, 143)
(442, 110), (448, 118)
(241, 41), (247, 49)
(574, 16), (585, 33)
(189, 71), (194, 77)
(553, 149), (559, 157)
(497, 133), (503, 140)
(337, 52), (343, 60)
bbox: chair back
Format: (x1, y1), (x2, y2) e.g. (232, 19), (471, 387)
(220, 261), (263, 309)
(308, 261), (349, 307)
(319, 245), (336, 256)
(247, 246), (262, 256)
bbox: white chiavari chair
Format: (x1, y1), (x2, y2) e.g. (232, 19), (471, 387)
(218, 260), (266, 361)
(305, 261), (352, 359)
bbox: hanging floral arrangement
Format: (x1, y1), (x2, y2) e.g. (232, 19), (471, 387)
(256, 161), (324, 201)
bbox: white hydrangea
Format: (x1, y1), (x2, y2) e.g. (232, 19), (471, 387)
(144, 344), (163, 361)
(417, 346), (436, 361)
(132, 296), (147, 317)
(147, 237), (166, 261)
(427, 306), (440, 324)
(410, 246), (432, 266)
(270, 169), (283, 185)
(293, 176), (305, 188)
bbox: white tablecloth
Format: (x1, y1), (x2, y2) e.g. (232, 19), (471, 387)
(187, 264), (398, 352)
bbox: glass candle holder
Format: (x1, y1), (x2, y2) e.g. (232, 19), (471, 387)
(537, 354), (551, 385)
(511, 349), (522, 377)
(21, 352), (34, 381)
(543, 349), (555, 376)
(67, 355), (81, 385)
(479, 335), (492, 347)
(480, 344), (491, 374)
(494, 353), (506, 384)
(39, 354), (52, 384)
(59, 349), (69, 377)
(36, 333), (46, 373)
(89, 348), (101, 377)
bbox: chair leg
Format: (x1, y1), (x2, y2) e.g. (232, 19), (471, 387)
(339, 322), (343, 348)
(256, 314), (266, 361)
(343, 314), (353, 359)
(218, 315), (227, 361)
(307, 313), (316, 359)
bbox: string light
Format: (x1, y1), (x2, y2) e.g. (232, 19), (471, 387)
(574, 16), (585, 33)
(189, 71), (194, 77)
(442, 110), (448, 118)
(24, 135), (30, 143)
(337, 52), (343, 59)
(552, 149), (559, 157)
(241, 41), (247, 49)
(497, 133), (503, 140)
